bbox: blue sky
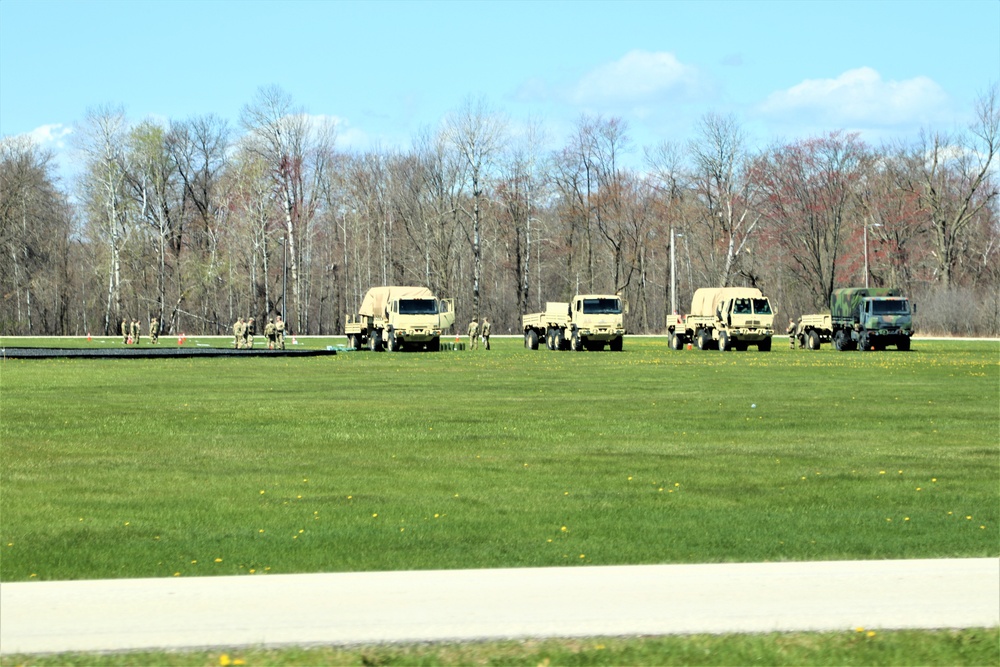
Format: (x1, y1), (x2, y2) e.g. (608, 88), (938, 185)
(2, 0), (998, 169)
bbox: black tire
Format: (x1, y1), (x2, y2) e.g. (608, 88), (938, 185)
(859, 332), (871, 351)
(718, 331), (730, 352)
(348, 334), (356, 349)
(546, 329), (555, 350)
(758, 336), (772, 352)
(387, 332), (397, 352)
(833, 329), (850, 352)
(369, 330), (382, 352)
(553, 329), (565, 350)
(527, 329), (539, 350)
(807, 330), (820, 350)
(609, 336), (623, 351)
(897, 336), (911, 351)
(571, 331), (583, 351)
(669, 333), (684, 350)
(696, 329), (712, 350)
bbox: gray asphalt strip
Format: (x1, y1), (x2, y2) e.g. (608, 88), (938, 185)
(2, 558), (997, 655)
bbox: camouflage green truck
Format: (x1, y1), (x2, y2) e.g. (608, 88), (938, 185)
(667, 287), (774, 351)
(345, 286), (455, 352)
(522, 294), (626, 351)
(796, 287), (913, 351)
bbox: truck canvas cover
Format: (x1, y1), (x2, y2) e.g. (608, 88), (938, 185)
(359, 286), (435, 318)
(690, 287), (763, 318)
(830, 288), (902, 318)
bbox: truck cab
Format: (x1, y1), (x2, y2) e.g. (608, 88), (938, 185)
(570, 295), (626, 351)
(855, 296), (912, 351)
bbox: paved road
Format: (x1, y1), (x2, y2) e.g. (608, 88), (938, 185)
(1, 558), (997, 655)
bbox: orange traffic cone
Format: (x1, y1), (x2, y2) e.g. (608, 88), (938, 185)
(87, 333), (91, 342)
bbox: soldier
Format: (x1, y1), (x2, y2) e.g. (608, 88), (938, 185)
(264, 318), (277, 350)
(233, 317), (245, 349)
(149, 317), (159, 345)
(468, 318), (479, 350)
(131, 319), (141, 345)
(275, 315), (286, 350)
(121, 317), (129, 344)
(481, 316), (491, 350)
(245, 317), (255, 349)
(787, 318), (797, 350)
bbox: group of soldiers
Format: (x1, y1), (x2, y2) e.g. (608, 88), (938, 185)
(121, 317), (159, 344)
(233, 315), (286, 350)
(467, 316), (491, 350)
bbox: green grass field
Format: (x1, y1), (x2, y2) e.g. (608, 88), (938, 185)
(2, 336), (996, 582)
(1, 336), (998, 665)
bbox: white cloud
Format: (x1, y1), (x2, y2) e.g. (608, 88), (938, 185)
(571, 50), (702, 105)
(758, 67), (949, 126)
(24, 123), (73, 148)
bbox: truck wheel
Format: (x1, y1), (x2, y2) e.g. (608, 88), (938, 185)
(858, 332), (871, 351)
(546, 329), (555, 350)
(758, 337), (772, 352)
(807, 330), (820, 350)
(553, 329), (565, 350)
(718, 331), (730, 352)
(348, 334), (356, 349)
(669, 333), (683, 350)
(897, 337), (911, 351)
(696, 329), (712, 350)
(609, 336), (623, 351)
(527, 329), (539, 350)
(369, 330), (382, 352)
(387, 334), (397, 352)
(833, 330), (849, 352)
(571, 331), (583, 351)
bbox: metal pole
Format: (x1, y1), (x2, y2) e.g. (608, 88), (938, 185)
(670, 227), (677, 315)
(863, 223), (869, 289)
(281, 238), (287, 322)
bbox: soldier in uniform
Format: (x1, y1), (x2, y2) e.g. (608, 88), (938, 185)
(264, 318), (276, 349)
(234, 317), (245, 349)
(131, 319), (141, 345)
(149, 317), (159, 344)
(121, 316), (129, 344)
(481, 317), (491, 350)
(468, 318), (479, 350)
(787, 318), (797, 350)
(245, 317), (255, 349)
(275, 315), (286, 350)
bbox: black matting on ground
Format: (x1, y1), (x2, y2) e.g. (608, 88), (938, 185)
(1, 347), (337, 359)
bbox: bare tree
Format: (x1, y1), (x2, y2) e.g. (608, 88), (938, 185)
(445, 97), (507, 319)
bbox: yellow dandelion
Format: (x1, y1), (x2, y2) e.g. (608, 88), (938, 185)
(855, 626), (865, 633)
(259, 529), (265, 533)
(879, 471), (885, 475)
(579, 554), (586, 559)
(561, 526), (568, 532)
(260, 490), (265, 495)
(866, 631), (876, 638)
(372, 513), (378, 518)
(220, 655), (232, 666)
(173, 572), (181, 577)
(191, 560), (198, 564)
(214, 558), (223, 563)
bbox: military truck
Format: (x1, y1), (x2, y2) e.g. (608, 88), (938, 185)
(345, 286), (455, 352)
(796, 287), (913, 351)
(667, 287), (774, 351)
(522, 294), (626, 351)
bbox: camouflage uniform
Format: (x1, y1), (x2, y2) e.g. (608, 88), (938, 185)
(481, 318), (491, 350)
(131, 319), (141, 345)
(234, 318), (245, 349)
(245, 317), (255, 349)
(264, 319), (276, 349)
(276, 316), (286, 350)
(468, 319), (479, 350)
(149, 318), (159, 344)
(786, 319), (797, 349)
(121, 318), (129, 344)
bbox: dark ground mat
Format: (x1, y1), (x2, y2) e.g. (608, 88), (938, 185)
(1, 347), (337, 359)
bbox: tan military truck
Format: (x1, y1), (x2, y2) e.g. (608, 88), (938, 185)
(522, 294), (626, 351)
(345, 286), (455, 352)
(667, 287), (774, 351)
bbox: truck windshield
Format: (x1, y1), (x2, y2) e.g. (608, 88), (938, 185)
(870, 300), (909, 315)
(752, 298), (772, 315)
(582, 298), (622, 315)
(398, 299), (438, 315)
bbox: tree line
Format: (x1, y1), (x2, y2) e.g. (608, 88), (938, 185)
(2, 84), (998, 338)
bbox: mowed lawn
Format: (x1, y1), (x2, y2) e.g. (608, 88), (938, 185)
(0, 337), (997, 582)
